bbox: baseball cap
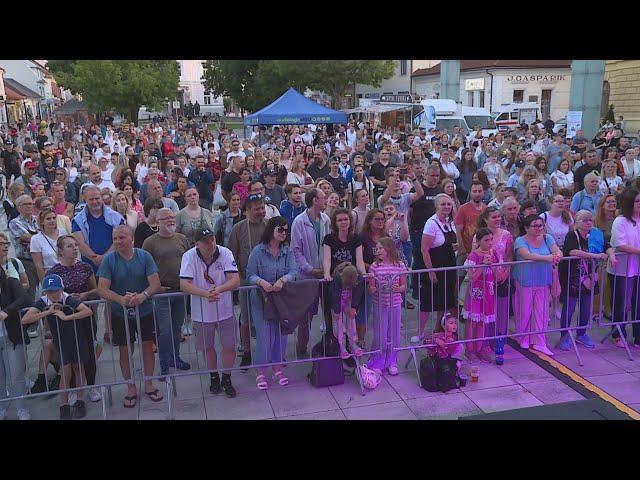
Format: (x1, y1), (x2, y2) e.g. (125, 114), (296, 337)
(515, 160), (525, 169)
(44, 141), (52, 146)
(24, 161), (37, 169)
(42, 274), (64, 292)
(195, 228), (215, 242)
(518, 137), (525, 141)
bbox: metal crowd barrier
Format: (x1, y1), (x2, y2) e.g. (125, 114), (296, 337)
(384, 252), (639, 385)
(1, 277), (385, 420)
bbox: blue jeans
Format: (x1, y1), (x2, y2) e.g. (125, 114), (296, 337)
(0, 338), (26, 412)
(153, 295), (186, 370)
(402, 240), (412, 268)
(249, 290), (288, 365)
(560, 293), (592, 337)
(356, 289), (373, 327)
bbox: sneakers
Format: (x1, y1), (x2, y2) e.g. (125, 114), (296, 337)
(209, 376), (221, 395)
(531, 344), (554, 356)
(69, 392), (77, 406)
(60, 404), (73, 420)
(614, 337), (627, 349)
(575, 334), (595, 349)
(410, 335), (421, 344)
(406, 301), (415, 310)
(388, 365), (399, 376)
(520, 338), (530, 350)
(559, 335), (571, 351)
(17, 409), (31, 421)
(0, 409), (7, 420)
(88, 388), (102, 402)
(170, 358), (191, 370)
(221, 376), (237, 398)
(73, 400), (87, 419)
(239, 352), (252, 371)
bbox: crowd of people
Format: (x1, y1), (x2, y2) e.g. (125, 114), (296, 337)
(0, 113), (639, 420)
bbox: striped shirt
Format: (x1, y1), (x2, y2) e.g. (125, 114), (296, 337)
(369, 262), (407, 307)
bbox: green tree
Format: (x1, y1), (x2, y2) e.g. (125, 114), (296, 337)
(48, 60), (180, 123)
(201, 60), (395, 113)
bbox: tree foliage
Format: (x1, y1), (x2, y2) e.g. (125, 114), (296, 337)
(47, 60), (180, 123)
(202, 60), (396, 112)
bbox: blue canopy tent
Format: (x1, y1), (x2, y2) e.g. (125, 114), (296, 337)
(243, 88), (347, 126)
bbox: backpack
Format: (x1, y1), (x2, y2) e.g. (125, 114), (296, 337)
(419, 356), (439, 392)
(420, 355), (461, 392)
(308, 332), (345, 387)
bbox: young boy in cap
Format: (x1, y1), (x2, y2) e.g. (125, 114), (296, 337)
(22, 274), (93, 420)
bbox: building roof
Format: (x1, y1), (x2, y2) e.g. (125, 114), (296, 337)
(4, 78), (41, 99)
(30, 60), (52, 77)
(5, 83), (26, 101)
(412, 60), (572, 77)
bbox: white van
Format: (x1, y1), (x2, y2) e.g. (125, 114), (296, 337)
(418, 100), (497, 137)
(493, 102), (540, 132)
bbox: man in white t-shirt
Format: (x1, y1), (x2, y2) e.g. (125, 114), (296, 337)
(301, 125), (314, 145)
(226, 138), (246, 162)
(180, 228), (240, 397)
(184, 138), (203, 159)
(82, 165), (116, 193)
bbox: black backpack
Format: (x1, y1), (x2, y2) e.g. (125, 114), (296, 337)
(419, 356), (439, 392)
(308, 332), (345, 387)
(420, 356), (461, 392)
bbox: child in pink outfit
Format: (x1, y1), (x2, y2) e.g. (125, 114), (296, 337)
(367, 238), (407, 375)
(463, 227), (502, 363)
(424, 313), (464, 374)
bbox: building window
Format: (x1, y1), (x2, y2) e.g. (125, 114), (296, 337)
(479, 90), (485, 108)
(468, 91), (474, 107)
(513, 90), (524, 103)
(400, 60), (407, 76)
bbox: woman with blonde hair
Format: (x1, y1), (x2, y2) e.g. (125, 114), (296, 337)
(111, 189), (139, 230)
(30, 208), (66, 284)
(286, 154), (313, 191)
(599, 159), (624, 196)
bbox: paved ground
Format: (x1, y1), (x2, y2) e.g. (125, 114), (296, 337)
(4, 294), (640, 420)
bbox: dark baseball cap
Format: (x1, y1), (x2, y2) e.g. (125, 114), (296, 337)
(195, 228), (215, 242)
(515, 160), (525, 169)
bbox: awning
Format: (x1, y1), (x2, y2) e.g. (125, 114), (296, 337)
(345, 104), (412, 115)
(4, 78), (42, 99)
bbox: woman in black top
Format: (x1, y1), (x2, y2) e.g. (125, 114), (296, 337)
(323, 208), (367, 342)
(134, 198), (163, 248)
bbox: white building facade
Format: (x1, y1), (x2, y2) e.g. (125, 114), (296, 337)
(178, 60), (224, 115)
(0, 60), (55, 119)
(412, 61), (572, 121)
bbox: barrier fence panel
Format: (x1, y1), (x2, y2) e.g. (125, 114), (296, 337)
(2, 253), (636, 419)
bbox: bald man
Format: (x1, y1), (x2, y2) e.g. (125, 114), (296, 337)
(97, 225), (163, 408)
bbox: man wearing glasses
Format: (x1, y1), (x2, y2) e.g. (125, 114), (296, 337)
(228, 194), (267, 368)
(180, 228), (240, 397)
(226, 139), (246, 163)
(8, 194), (39, 301)
(142, 209), (192, 376)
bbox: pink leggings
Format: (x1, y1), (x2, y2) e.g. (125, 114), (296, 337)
(514, 282), (550, 347)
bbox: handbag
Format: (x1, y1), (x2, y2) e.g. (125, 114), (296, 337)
(575, 231), (597, 292)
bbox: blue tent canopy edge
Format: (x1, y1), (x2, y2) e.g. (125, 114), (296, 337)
(243, 88), (347, 126)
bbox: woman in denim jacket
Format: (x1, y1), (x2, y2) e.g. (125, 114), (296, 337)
(247, 216), (297, 390)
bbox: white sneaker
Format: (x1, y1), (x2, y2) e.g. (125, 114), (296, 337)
(388, 365), (399, 376)
(88, 388), (102, 402)
(520, 338), (530, 349)
(410, 335), (420, 344)
(532, 344), (554, 356)
(69, 392), (77, 406)
(0, 409), (7, 420)
(25, 377), (34, 390)
(182, 323), (193, 336)
(17, 409), (31, 420)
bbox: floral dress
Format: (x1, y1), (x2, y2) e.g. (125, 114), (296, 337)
(464, 249), (499, 323)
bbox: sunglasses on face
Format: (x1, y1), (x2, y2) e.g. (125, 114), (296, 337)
(276, 226), (288, 233)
